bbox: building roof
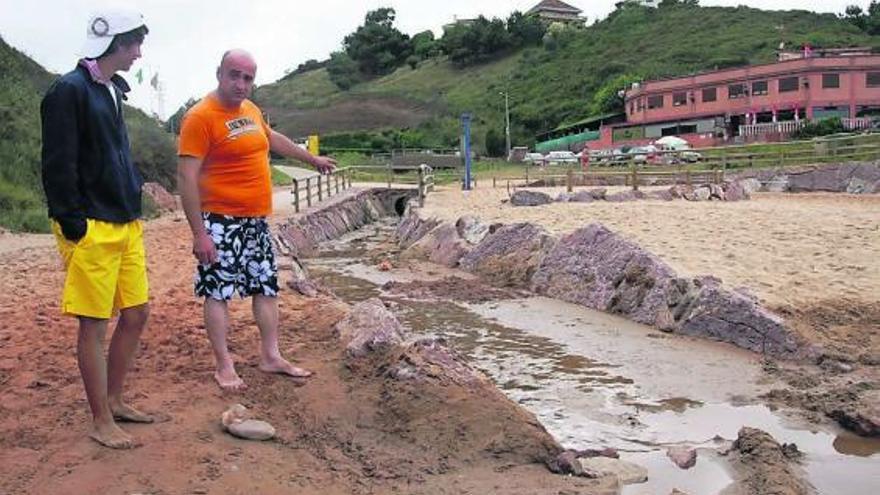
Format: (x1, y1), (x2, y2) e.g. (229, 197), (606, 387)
(527, 0), (583, 15)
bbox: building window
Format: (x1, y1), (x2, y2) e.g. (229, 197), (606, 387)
(647, 95), (664, 109)
(673, 92), (687, 107)
(702, 87), (717, 102)
(629, 102), (634, 114)
(728, 83), (747, 99)
(779, 76), (799, 92)
(867, 72), (880, 88)
(751, 80), (768, 96)
(822, 73), (840, 89)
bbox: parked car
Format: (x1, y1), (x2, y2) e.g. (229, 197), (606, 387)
(524, 152), (545, 164)
(679, 150), (702, 162)
(546, 150), (578, 164)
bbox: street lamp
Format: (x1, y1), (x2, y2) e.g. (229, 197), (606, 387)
(499, 91), (511, 161)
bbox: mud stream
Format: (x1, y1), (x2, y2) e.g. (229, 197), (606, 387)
(303, 218), (880, 495)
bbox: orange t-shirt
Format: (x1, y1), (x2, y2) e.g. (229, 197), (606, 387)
(178, 93), (273, 217)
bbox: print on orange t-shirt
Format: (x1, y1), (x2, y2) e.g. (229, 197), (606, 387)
(178, 94), (273, 217)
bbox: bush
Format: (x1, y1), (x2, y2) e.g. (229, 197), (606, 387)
(791, 117), (846, 139)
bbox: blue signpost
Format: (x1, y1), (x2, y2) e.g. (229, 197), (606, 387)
(461, 113), (472, 191)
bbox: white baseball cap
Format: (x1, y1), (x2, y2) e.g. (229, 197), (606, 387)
(79, 9), (146, 59)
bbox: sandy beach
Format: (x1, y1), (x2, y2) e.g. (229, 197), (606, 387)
(421, 186), (880, 312)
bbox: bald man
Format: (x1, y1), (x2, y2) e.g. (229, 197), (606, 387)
(177, 49), (336, 391)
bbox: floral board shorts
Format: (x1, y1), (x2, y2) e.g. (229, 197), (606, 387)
(195, 213), (278, 300)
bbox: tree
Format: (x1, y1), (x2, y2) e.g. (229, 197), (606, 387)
(412, 30), (439, 60)
(485, 128), (506, 157)
(343, 8), (412, 76)
(589, 74), (642, 115)
(441, 16), (513, 66)
(164, 97), (198, 135)
(326, 51), (361, 90)
(507, 11), (546, 46)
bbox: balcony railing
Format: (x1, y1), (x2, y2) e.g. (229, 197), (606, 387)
(739, 121), (805, 137)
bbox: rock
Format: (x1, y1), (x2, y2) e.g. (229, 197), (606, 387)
(335, 298), (405, 358)
(227, 420), (276, 441)
(531, 224), (678, 327)
(142, 182), (178, 211)
(828, 405), (880, 437)
(708, 184), (726, 200)
(587, 188), (608, 200)
(221, 404), (250, 428)
(221, 404), (276, 441)
(556, 192), (573, 203)
(670, 490), (691, 495)
(858, 353), (880, 366)
(668, 184), (692, 199)
(510, 190), (553, 207)
(690, 186), (711, 201)
(455, 216), (490, 245)
(377, 260), (393, 271)
(766, 174), (789, 192)
(396, 205), (441, 248)
(739, 177), (762, 195)
(723, 180), (750, 201)
(548, 450), (584, 476)
(666, 446), (697, 469)
(570, 190), (595, 203)
(459, 223), (556, 288)
(578, 457), (648, 484)
(845, 177), (869, 194)
(405, 224), (470, 267)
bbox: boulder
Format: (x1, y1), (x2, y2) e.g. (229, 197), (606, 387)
(587, 188), (608, 200)
(666, 446), (697, 469)
(578, 457), (648, 484)
(404, 224), (470, 267)
(459, 223), (556, 288)
(335, 298), (405, 358)
(668, 184), (693, 199)
(646, 189), (675, 201)
(723, 180), (751, 202)
(455, 216), (490, 245)
(690, 186), (711, 201)
(570, 190), (596, 203)
(555, 192), (573, 202)
(766, 175), (789, 192)
(708, 184), (726, 200)
(510, 190), (553, 207)
(531, 224), (678, 327)
(739, 178), (762, 195)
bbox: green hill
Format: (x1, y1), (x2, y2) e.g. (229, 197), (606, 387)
(0, 36), (177, 232)
(256, 3), (878, 152)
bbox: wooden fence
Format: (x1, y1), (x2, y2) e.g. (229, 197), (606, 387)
(289, 164), (437, 212)
(290, 168), (352, 213)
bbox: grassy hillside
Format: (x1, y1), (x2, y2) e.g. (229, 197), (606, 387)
(257, 4), (878, 152)
(0, 36), (176, 232)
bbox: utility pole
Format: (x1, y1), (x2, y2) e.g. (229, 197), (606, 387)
(500, 91), (511, 161)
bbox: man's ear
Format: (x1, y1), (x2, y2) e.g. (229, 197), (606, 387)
(216, 67), (221, 81)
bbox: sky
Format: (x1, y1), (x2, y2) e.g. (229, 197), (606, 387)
(0, 0), (864, 119)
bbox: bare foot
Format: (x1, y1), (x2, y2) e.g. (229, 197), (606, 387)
(214, 368), (247, 391)
(110, 402), (155, 423)
(259, 357), (313, 379)
(89, 421), (135, 449)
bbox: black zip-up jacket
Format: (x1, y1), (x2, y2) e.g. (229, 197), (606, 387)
(40, 64), (143, 241)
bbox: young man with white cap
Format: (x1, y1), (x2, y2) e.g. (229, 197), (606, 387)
(40, 9), (152, 449)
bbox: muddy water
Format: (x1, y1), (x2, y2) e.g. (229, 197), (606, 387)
(304, 218), (880, 495)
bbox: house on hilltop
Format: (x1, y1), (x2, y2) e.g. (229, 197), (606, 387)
(527, 0), (585, 25)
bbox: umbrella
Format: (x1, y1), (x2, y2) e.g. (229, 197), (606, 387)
(654, 136), (691, 150)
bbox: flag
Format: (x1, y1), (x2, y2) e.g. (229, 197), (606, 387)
(150, 72), (159, 90)
(135, 68), (144, 84)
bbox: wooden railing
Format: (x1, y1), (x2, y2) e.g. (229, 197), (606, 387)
(290, 168), (352, 213)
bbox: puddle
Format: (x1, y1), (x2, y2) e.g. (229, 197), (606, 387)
(304, 219), (880, 495)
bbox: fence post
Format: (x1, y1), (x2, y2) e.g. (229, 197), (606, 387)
(325, 174), (331, 198)
(493, 176), (497, 188)
(306, 177), (312, 207)
(346, 168), (352, 188)
(316, 175), (322, 202)
(335, 173), (340, 194)
(293, 179), (300, 213)
(418, 166), (425, 207)
(525, 167), (530, 186)
(566, 167), (573, 192)
(386, 162), (392, 189)
(631, 165), (639, 191)
(685, 169), (691, 187)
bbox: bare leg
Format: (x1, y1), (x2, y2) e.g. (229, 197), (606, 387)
(107, 303), (153, 423)
(254, 295), (312, 378)
(78, 317), (134, 449)
(204, 297), (246, 390)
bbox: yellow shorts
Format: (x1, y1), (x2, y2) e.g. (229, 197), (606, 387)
(52, 218), (149, 319)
